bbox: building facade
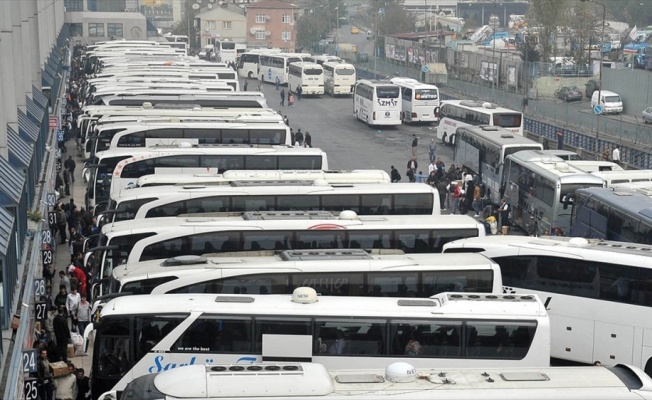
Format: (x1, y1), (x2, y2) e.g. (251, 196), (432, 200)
(64, 0), (148, 43)
(197, 3), (247, 48)
(245, 0), (299, 51)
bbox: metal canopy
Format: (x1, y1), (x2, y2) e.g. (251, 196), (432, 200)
(0, 155), (25, 204)
(7, 125), (33, 167)
(18, 109), (38, 142)
(0, 205), (14, 256)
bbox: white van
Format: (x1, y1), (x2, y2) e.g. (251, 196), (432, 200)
(591, 90), (623, 114)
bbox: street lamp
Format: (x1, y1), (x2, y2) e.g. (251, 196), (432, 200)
(580, 0), (606, 158)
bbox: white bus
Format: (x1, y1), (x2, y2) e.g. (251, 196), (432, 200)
(163, 34), (189, 53)
(437, 100), (524, 145)
(237, 49), (282, 79)
(95, 93), (268, 108)
(322, 62), (355, 96)
(132, 169), (391, 189)
(106, 249), (502, 300)
(88, 120), (290, 159)
(214, 40), (237, 63)
(85, 145), (327, 211)
(444, 235), (652, 376)
(86, 212), (486, 296)
(107, 362), (652, 400)
(288, 62), (324, 95)
(390, 78), (440, 124)
(591, 169), (652, 187)
(353, 80), (401, 126)
(502, 151), (605, 236)
(453, 126), (543, 205)
(307, 54), (342, 65)
(100, 182), (441, 225)
(259, 53), (311, 85)
(89, 290), (549, 396)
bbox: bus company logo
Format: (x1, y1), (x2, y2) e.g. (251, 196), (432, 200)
(444, 120), (456, 127)
(377, 99), (397, 107)
(385, 111), (390, 118)
(307, 224), (347, 230)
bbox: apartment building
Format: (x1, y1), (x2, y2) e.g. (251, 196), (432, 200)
(246, 0), (299, 51)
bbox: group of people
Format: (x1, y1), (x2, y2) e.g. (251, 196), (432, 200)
(37, 348), (90, 400)
(282, 117), (313, 148)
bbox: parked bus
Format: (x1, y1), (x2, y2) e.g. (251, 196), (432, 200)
(502, 151), (604, 236)
(105, 249), (502, 300)
(214, 40), (237, 64)
(565, 160), (623, 173)
(131, 169), (391, 189)
(163, 34), (189, 53)
(100, 182), (441, 225)
(570, 187), (652, 244)
(437, 100), (524, 145)
(322, 62), (355, 96)
(444, 235), (652, 376)
(86, 212), (486, 298)
(94, 94), (268, 108)
(453, 126), (543, 204)
(259, 53), (311, 85)
(236, 49), (282, 79)
(390, 78), (440, 124)
(105, 362), (652, 400)
(288, 61), (324, 95)
(307, 54), (342, 65)
(591, 169), (652, 187)
(89, 290), (549, 396)
(88, 120), (290, 159)
(353, 80), (401, 126)
(85, 145), (327, 211)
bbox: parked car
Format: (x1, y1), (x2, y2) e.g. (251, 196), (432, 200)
(585, 79), (600, 98)
(644, 106), (652, 123)
(557, 86), (583, 102)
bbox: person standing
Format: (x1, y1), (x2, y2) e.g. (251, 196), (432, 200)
(288, 92), (295, 107)
(499, 198), (510, 235)
(390, 165), (401, 183)
(75, 368), (91, 400)
(53, 306), (71, 362)
(275, 76), (280, 90)
(411, 134), (419, 159)
(37, 348), (54, 400)
(64, 156), (76, 183)
(54, 362), (78, 400)
(59, 270), (71, 294)
(304, 131), (312, 147)
(472, 181), (482, 217)
(612, 146), (621, 164)
(283, 115), (289, 126)
(297, 85), (302, 101)
(280, 88), (285, 106)
(407, 158), (417, 174)
(66, 287), (81, 333)
(76, 295), (92, 335)
(428, 138), (437, 163)
(243, 80), (248, 91)
(294, 129), (304, 146)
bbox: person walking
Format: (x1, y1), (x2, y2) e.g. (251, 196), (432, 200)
(280, 89), (285, 106)
(390, 165), (401, 183)
(288, 92), (295, 107)
(275, 76), (280, 90)
(612, 146), (621, 164)
(411, 134), (419, 159)
(499, 198), (510, 234)
(243, 80), (248, 91)
(53, 306), (71, 362)
(64, 156), (76, 183)
(54, 362), (78, 400)
(304, 131), (312, 147)
(297, 85), (303, 101)
(428, 138), (437, 163)
(76, 295), (92, 335)
(66, 287), (81, 333)
(283, 115), (289, 126)
(37, 348), (54, 400)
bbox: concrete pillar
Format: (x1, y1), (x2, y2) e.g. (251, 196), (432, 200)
(29, 0), (42, 90)
(21, 0), (33, 98)
(1, 0), (18, 127)
(12, 0), (27, 109)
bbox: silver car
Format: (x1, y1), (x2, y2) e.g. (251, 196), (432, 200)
(644, 107), (652, 123)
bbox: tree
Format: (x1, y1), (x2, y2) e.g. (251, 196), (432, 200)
(369, 0), (415, 36)
(570, 1), (602, 67)
(296, 0), (349, 48)
(526, 0), (571, 62)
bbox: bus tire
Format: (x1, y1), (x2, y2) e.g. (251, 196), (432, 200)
(247, 71), (254, 79)
(645, 358), (652, 377)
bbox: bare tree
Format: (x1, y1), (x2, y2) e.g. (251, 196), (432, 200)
(571, 1), (602, 67)
(526, 0), (571, 62)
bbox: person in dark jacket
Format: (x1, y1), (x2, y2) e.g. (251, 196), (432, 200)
(390, 165), (401, 183)
(304, 132), (312, 147)
(53, 306), (71, 361)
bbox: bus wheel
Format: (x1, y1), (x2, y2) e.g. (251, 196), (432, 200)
(645, 358), (652, 377)
(248, 71), (254, 79)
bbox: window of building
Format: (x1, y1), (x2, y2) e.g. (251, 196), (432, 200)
(282, 14), (292, 24)
(64, 0), (83, 11)
(255, 31), (266, 40)
(207, 21), (216, 29)
(70, 23), (83, 36)
(255, 14), (266, 23)
(223, 21), (232, 30)
(282, 31), (292, 41)
(88, 23), (105, 37)
(107, 23), (123, 38)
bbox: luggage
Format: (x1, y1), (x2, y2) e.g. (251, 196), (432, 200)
(67, 343), (75, 359)
(50, 361), (71, 377)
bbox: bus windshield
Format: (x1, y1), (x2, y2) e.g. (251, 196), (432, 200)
(221, 42), (236, 50)
(377, 86), (400, 98)
(305, 68), (323, 75)
(336, 68), (355, 75)
(288, 57), (301, 64)
(415, 89), (438, 100)
(493, 113), (523, 128)
(561, 183), (603, 202)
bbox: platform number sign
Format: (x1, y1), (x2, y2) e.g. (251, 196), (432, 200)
(48, 211), (57, 227)
(24, 378), (38, 400)
(35, 302), (47, 321)
(42, 249), (53, 265)
(46, 192), (57, 206)
(42, 229), (53, 246)
(22, 350), (37, 373)
(34, 278), (46, 298)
